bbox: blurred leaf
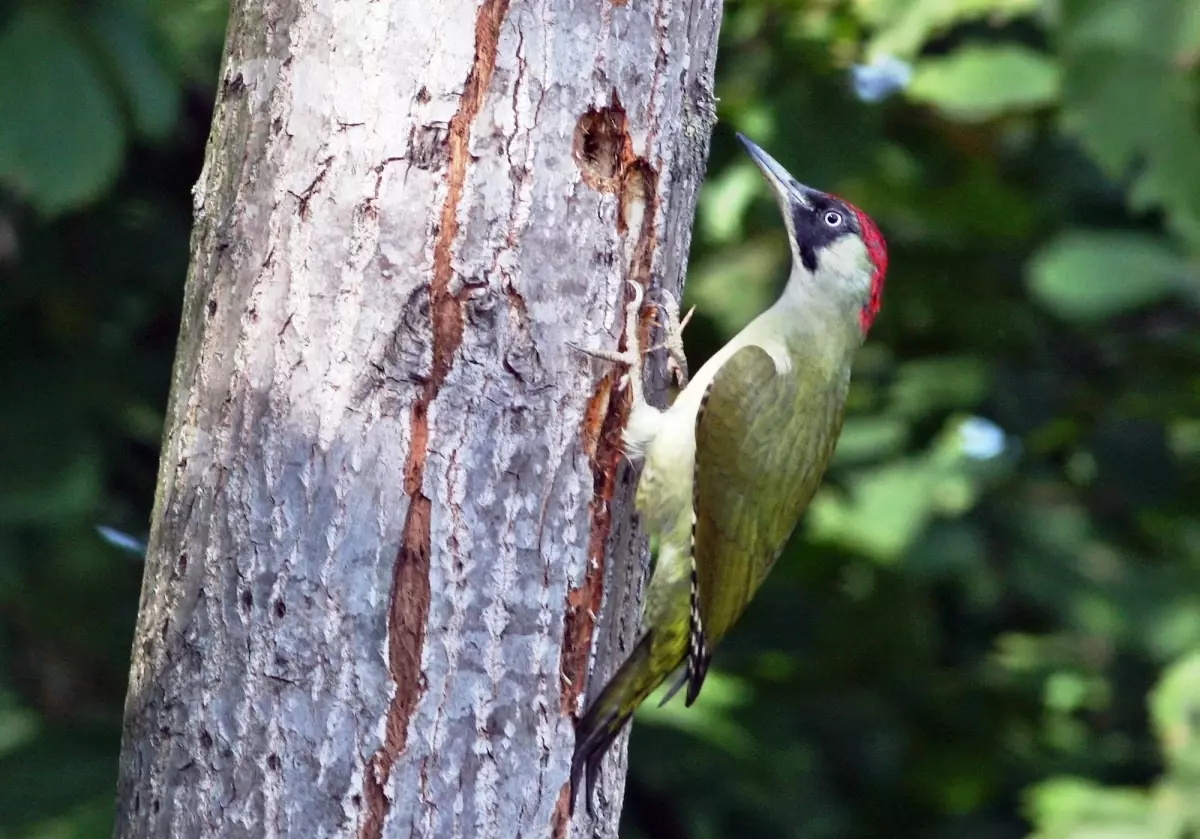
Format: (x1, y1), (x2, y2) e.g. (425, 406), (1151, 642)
(1059, 1), (1200, 244)
(1024, 651), (1200, 839)
(831, 416), (909, 466)
(684, 237), (786, 337)
(0, 695), (38, 758)
(1060, 0), (1180, 54)
(907, 44), (1060, 122)
(88, 4), (180, 139)
(809, 416), (987, 562)
(1025, 776), (1154, 839)
(809, 459), (940, 561)
(1146, 600), (1200, 662)
(0, 8), (124, 212)
(1027, 231), (1186, 322)
(890, 357), (990, 418)
(699, 163), (763, 243)
(858, 0), (1041, 60)
(1183, 1), (1200, 57)
(1150, 651), (1200, 773)
(1044, 671), (1105, 713)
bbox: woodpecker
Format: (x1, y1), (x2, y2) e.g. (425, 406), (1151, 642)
(568, 133), (889, 817)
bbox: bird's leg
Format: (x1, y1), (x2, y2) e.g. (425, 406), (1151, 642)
(648, 289), (695, 389)
(570, 282), (670, 455)
(569, 281), (649, 407)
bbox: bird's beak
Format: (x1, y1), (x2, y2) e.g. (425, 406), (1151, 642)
(736, 132), (820, 211)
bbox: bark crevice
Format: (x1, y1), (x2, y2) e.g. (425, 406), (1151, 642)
(362, 2), (516, 836)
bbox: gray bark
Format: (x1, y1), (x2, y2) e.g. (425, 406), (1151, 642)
(113, 0), (721, 837)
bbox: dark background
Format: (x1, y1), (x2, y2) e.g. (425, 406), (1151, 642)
(2, 1), (1199, 837)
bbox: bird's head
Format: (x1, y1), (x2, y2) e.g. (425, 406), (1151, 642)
(737, 133), (888, 334)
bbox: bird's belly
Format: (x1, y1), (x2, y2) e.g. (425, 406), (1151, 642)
(636, 424), (695, 540)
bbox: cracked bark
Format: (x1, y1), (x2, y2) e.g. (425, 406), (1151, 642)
(112, 1), (722, 837)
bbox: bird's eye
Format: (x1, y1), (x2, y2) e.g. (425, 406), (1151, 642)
(823, 211), (843, 227)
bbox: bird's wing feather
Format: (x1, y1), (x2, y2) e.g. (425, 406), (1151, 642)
(685, 343), (845, 705)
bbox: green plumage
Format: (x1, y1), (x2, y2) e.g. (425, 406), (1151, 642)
(688, 341), (849, 699)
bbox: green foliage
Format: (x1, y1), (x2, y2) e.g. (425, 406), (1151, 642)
(0, 0), (228, 835)
(0, 0), (218, 214)
(2, 0), (1199, 837)
(1057, 0), (1200, 245)
(0, 7), (125, 213)
(1022, 654), (1200, 838)
(857, 0), (1041, 60)
(1027, 231), (1189, 322)
(907, 45), (1061, 123)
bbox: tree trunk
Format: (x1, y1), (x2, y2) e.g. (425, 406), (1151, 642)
(113, 0), (721, 837)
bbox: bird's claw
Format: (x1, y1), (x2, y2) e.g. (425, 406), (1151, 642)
(649, 289), (694, 390)
(566, 283), (643, 362)
(665, 354), (686, 389)
(568, 281), (648, 404)
(569, 282), (692, 395)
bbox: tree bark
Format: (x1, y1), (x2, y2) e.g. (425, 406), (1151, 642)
(113, 1), (721, 837)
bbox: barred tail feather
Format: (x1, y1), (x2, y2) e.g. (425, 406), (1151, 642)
(684, 560), (711, 706)
(569, 632), (664, 818)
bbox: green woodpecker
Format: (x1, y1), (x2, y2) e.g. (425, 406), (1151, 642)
(568, 133), (889, 816)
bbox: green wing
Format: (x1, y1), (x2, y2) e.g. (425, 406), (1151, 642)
(684, 344), (846, 705)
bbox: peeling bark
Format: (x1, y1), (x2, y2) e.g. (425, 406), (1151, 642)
(113, 0), (722, 837)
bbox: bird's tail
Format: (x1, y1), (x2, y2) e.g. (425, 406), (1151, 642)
(569, 631), (668, 817)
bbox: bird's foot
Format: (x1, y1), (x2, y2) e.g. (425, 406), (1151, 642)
(569, 281), (648, 405)
(648, 289), (695, 389)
